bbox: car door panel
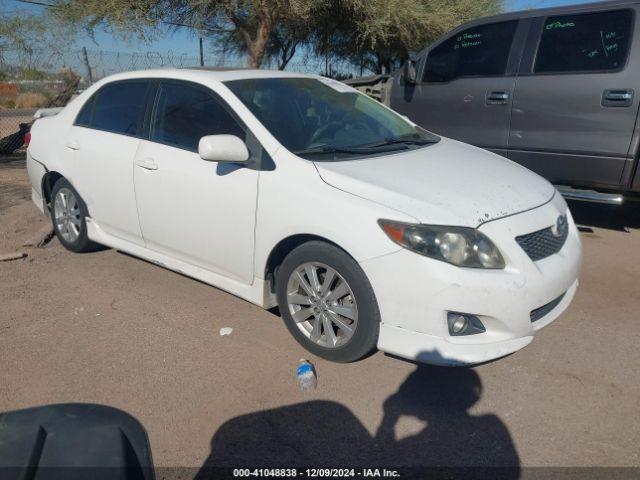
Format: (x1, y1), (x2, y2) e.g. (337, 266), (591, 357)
(394, 77), (515, 150)
(133, 141), (258, 283)
(508, 8), (640, 189)
(70, 128), (143, 244)
(390, 19), (524, 152)
(133, 80), (258, 284)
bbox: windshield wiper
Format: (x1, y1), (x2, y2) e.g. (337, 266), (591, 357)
(360, 135), (438, 149)
(294, 135), (437, 157)
(293, 145), (373, 156)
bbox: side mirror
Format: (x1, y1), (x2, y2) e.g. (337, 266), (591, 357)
(198, 135), (249, 163)
(403, 59), (417, 85)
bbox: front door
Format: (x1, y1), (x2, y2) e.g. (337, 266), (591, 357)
(508, 8), (638, 188)
(133, 80), (258, 284)
(390, 19), (521, 154)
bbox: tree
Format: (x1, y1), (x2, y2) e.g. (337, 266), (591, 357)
(52, 0), (315, 68)
(0, 8), (75, 75)
(51, 0), (501, 73)
(211, 12), (312, 70)
(312, 0), (503, 74)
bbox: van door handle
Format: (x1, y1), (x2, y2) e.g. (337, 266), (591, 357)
(486, 91), (510, 105)
(65, 140), (80, 150)
(602, 89), (634, 107)
(135, 157), (158, 170)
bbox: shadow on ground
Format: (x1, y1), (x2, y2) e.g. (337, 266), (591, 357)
(568, 199), (640, 231)
(195, 361), (520, 477)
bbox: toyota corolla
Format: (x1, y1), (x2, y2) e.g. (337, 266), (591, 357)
(26, 69), (582, 365)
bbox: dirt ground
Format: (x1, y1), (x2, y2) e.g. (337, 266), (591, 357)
(1, 153), (639, 474)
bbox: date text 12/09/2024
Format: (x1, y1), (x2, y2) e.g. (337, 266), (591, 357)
(232, 469), (401, 478)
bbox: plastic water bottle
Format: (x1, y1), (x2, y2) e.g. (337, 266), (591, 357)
(296, 359), (317, 391)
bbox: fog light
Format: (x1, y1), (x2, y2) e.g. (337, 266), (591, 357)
(452, 315), (467, 334)
(447, 312), (486, 336)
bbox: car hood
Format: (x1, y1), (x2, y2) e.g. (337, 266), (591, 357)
(314, 138), (555, 227)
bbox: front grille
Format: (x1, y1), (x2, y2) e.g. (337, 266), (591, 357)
(515, 220), (568, 261)
(530, 293), (566, 323)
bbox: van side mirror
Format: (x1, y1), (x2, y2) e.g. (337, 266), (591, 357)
(403, 59), (417, 85)
(198, 135), (249, 163)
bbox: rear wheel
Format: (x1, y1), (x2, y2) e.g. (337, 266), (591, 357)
(276, 241), (380, 363)
(50, 178), (97, 253)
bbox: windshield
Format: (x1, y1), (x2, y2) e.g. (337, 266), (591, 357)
(224, 77), (439, 160)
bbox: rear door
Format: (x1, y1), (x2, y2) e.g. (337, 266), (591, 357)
(508, 7), (638, 189)
(390, 19), (524, 155)
(68, 80), (151, 245)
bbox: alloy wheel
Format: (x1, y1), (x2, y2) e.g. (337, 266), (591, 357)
(286, 262), (358, 348)
(54, 187), (81, 243)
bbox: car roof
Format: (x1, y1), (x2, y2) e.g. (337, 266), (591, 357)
(93, 67), (313, 86)
(469, 0), (639, 25)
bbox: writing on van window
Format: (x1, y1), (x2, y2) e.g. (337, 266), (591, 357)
(581, 28), (624, 60)
(535, 9), (632, 74)
(601, 29), (624, 55)
(423, 20), (517, 82)
(454, 32), (482, 49)
(546, 20), (575, 30)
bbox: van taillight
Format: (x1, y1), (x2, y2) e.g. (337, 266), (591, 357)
(24, 132), (31, 147)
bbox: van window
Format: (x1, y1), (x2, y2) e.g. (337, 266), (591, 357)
(423, 21), (518, 83)
(535, 9), (632, 73)
(90, 81), (149, 136)
(151, 82), (245, 152)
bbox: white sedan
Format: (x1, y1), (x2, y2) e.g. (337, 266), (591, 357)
(26, 69), (582, 365)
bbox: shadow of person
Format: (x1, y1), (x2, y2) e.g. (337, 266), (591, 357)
(374, 364), (520, 474)
(195, 357), (519, 478)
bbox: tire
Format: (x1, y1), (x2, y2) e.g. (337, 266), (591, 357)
(50, 177), (98, 253)
(276, 241), (380, 363)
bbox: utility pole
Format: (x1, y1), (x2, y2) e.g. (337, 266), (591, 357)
(82, 47), (93, 84)
(199, 37), (204, 67)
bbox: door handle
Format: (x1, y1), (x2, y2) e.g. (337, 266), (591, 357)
(602, 89), (634, 107)
(65, 140), (80, 150)
(486, 91), (510, 105)
(135, 157), (158, 170)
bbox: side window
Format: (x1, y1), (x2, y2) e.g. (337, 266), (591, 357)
(90, 81), (149, 136)
(75, 95), (95, 126)
(535, 10), (633, 73)
(151, 82), (245, 152)
(423, 21), (518, 83)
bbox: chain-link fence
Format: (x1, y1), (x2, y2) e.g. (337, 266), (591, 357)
(0, 48), (210, 145)
(0, 46), (357, 151)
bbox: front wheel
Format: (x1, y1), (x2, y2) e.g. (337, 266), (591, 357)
(276, 241), (380, 363)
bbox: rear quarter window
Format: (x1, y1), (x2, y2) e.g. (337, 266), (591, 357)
(534, 9), (633, 73)
(75, 95), (95, 127)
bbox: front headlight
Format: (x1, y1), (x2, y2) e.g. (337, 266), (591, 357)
(378, 219), (505, 269)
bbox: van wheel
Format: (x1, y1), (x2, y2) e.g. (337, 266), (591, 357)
(50, 178), (97, 253)
(276, 241), (380, 363)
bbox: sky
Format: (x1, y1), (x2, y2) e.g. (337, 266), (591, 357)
(1, 0), (594, 59)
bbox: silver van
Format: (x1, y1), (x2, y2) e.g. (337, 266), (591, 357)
(390, 0), (640, 204)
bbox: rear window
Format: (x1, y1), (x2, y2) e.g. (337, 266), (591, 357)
(535, 9), (633, 73)
(423, 20), (518, 82)
(89, 81), (149, 136)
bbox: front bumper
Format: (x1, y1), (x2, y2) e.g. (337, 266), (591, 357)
(360, 193), (582, 366)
